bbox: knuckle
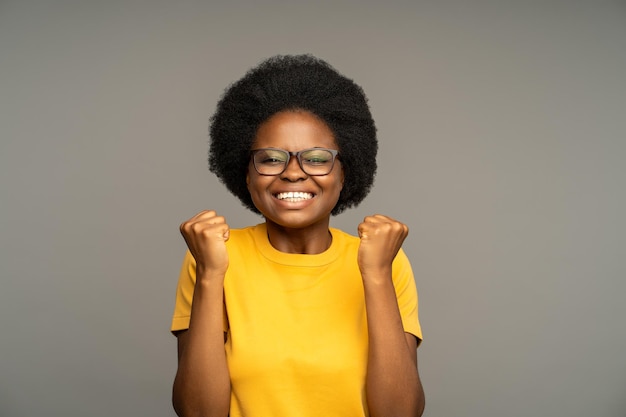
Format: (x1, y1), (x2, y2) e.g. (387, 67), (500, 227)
(180, 221), (193, 232)
(191, 222), (205, 233)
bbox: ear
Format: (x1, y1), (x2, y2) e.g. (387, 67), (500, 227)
(340, 164), (345, 187)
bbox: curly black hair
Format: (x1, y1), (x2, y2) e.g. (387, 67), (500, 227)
(208, 54), (377, 215)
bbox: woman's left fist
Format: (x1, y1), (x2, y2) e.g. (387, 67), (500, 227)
(357, 214), (409, 274)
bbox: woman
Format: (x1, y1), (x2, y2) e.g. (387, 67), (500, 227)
(171, 54), (424, 417)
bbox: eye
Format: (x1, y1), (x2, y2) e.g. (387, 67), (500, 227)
(302, 150), (332, 165)
(256, 150), (288, 165)
(262, 157), (285, 164)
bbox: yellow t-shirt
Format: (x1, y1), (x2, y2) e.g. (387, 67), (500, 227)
(171, 223), (422, 417)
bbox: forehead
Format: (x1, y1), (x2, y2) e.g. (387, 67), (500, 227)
(253, 110), (338, 151)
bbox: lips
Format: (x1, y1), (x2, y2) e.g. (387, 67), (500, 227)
(275, 191), (314, 202)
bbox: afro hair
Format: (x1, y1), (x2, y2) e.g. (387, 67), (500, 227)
(208, 54), (377, 215)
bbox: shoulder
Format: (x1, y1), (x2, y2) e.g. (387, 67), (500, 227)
(225, 224), (266, 256)
(227, 224), (262, 242)
(329, 227), (360, 247)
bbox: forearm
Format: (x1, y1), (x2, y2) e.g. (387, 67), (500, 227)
(173, 275), (231, 417)
(363, 271), (424, 417)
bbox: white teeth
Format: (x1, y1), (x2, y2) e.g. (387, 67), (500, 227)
(276, 191), (313, 201)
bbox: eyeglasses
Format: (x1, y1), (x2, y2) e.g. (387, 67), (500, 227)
(250, 147), (340, 176)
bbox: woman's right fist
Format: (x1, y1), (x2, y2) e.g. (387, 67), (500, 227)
(179, 210), (230, 276)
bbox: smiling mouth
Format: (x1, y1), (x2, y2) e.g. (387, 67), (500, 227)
(275, 191), (314, 202)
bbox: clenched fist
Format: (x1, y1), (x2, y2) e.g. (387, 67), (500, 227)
(179, 210), (230, 277)
(357, 214), (409, 277)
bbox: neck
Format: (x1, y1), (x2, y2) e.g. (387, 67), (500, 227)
(265, 220), (332, 254)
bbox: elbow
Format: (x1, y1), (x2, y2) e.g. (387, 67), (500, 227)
(172, 378), (190, 417)
(171, 375), (230, 417)
(416, 397), (425, 417)
(171, 376), (199, 417)
(171, 395), (206, 417)
(414, 380), (425, 416)
(367, 383), (425, 417)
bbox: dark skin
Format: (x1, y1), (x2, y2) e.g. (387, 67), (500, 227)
(172, 111), (425, 417)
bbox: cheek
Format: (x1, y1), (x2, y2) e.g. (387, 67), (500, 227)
(337, 167), (345, 190)
(246, 171), (272, 199)
(246, 167), (261, 193)
(325, 175), (344, 199)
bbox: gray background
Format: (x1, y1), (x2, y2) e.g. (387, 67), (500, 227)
(1, 1), (625, 416)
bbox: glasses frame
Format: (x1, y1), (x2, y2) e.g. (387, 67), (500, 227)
(250, 147), (340, 176)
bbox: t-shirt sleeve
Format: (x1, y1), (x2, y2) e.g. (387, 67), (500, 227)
(171, 250), (196, 333)
(392, 248), (423, 345)
(170, 250), (229, 334)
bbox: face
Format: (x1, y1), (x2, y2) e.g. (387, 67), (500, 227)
(246, 110), (344, 231)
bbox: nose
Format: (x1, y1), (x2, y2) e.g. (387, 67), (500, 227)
(280, 154), (307, 181)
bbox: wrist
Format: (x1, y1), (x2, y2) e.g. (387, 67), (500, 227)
(196, 266), (227, 282)
(360, 266), (392, 285)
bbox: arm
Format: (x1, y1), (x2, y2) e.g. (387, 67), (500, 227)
(172, 211), (231, 417)
(358, 215), (425, 417)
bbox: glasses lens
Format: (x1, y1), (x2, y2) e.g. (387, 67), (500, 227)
(300, 149), (335, 175)
(252, 148), (337, 176)
(253, 149), (288, 175)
